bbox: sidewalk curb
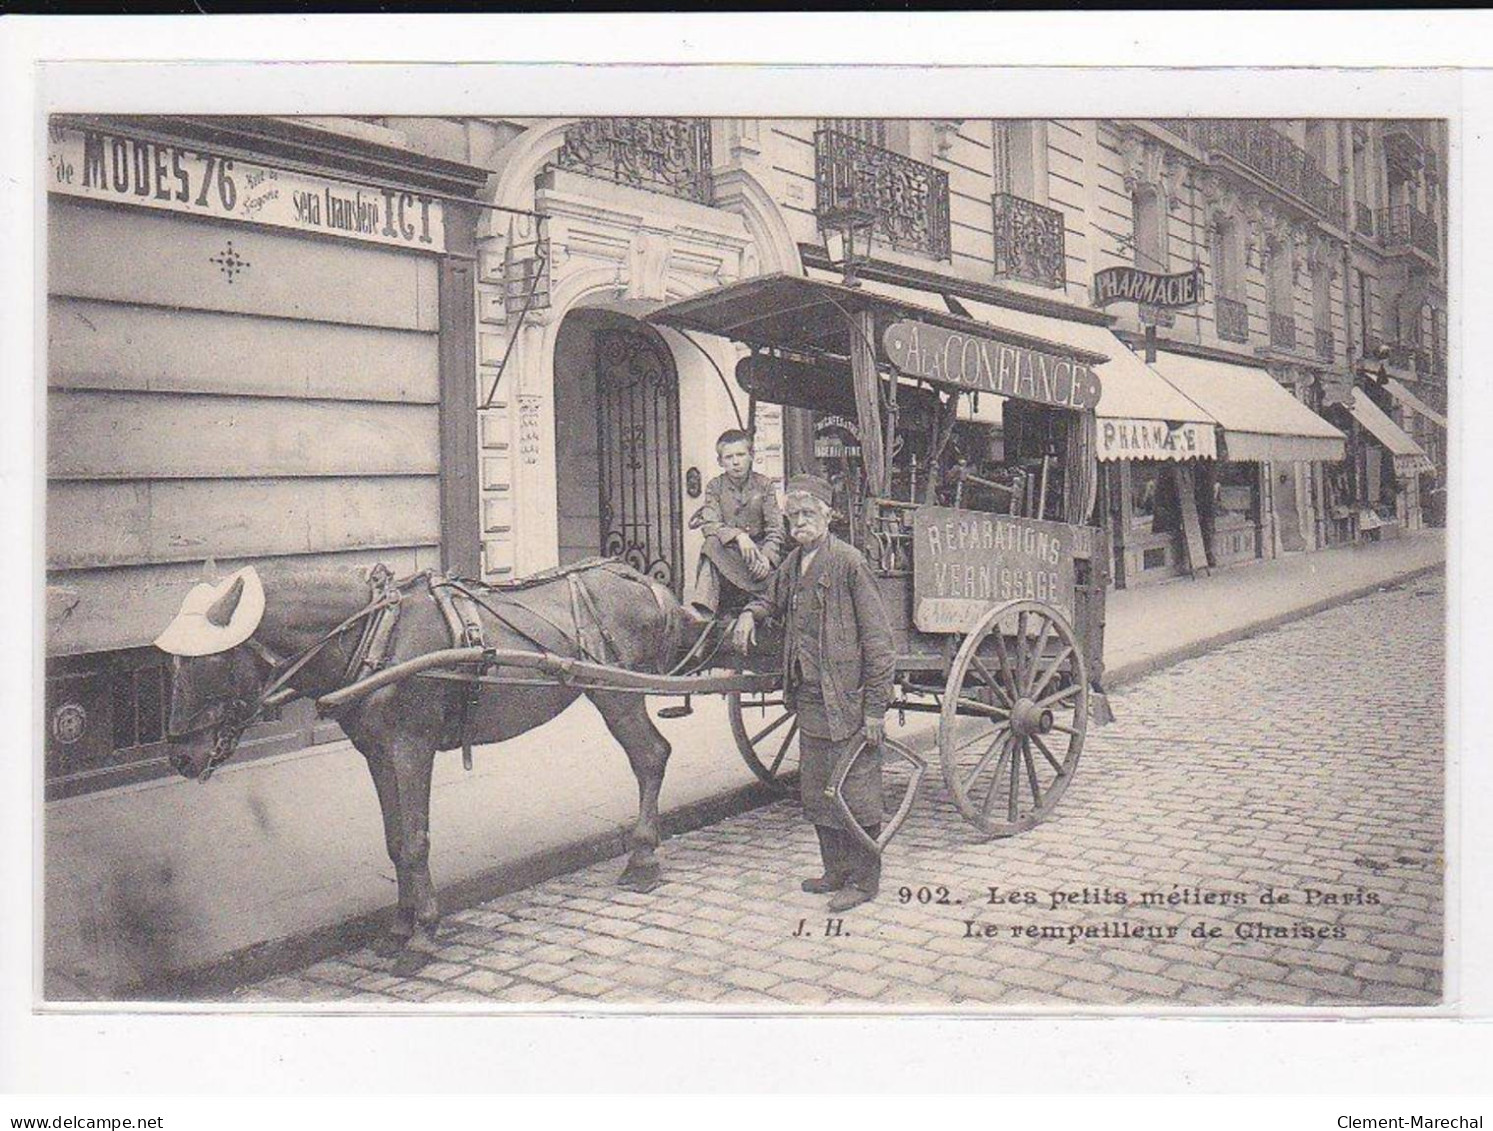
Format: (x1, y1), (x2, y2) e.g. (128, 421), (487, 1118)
(132, 556), (1444, 1002)
(1101, 560), (1445, 691)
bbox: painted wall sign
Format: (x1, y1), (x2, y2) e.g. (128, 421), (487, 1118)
(1092, 265), (1202, 309)
(46, 124), (446, 253)
(912, 506), (1077, 633)
(1097, 418), (1218, 462)
(882, 319), (1103, 412)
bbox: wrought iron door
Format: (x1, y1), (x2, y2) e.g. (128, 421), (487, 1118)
(595, 326), (684, 594)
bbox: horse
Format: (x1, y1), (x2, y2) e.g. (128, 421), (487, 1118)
(158, 558), (698, 970)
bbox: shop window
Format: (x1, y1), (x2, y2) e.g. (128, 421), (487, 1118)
(1129, 461), (1180, 535)
(1213, 462), (1259, 528)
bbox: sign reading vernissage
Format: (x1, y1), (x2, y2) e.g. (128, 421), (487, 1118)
(912, 506), (1077, 633)
(883, 319), (1103, 411)
(46, 124), (446, 253)
(1098, 418), (1218, 461)
(1092, 265), (1202, 309)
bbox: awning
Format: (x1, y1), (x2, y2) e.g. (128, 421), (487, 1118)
(1382, 377), (1448, 430)
(1350, 389), (1435, 476)
(649, 271), (1108, 368)
(954, 296), (1218, 462)
(1148, 351), (1346, 463)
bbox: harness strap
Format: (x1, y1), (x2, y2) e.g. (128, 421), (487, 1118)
(567, 571), (618, 665)
(428, 575), (490, 771)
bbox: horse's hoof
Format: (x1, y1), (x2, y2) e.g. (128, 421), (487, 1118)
(372, 932), (409, 959)
(391, 948), (432, 978)
(617, 865), (661, 893)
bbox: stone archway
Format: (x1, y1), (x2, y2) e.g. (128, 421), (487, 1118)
(553, 308), (685, 594)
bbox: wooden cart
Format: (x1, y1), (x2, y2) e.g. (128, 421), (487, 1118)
(650, 273), (1112, 840)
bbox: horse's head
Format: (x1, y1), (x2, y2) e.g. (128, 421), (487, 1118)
(155, 566), (269, 781)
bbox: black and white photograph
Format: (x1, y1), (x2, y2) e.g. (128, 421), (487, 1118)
(33, 100), (1453, 1013)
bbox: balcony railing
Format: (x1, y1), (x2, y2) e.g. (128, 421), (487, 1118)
(815, 128), (951, 261)
(991, 192), (1066, 289)
(1216, 296), (1250, 343)
(1377, 205), (1440, 260)
(1315, 327), (1335, 362)
(1355, 201), (1374, 237)
(552, 117), (713, 205)
(1270, 311), (1297, 350)
(1160, 119), (1346, 219)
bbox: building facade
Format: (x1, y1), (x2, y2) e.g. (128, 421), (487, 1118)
(43, 113), (1447, 795)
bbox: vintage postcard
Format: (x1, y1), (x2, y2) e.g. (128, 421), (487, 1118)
(28, 56), (1459, 1022)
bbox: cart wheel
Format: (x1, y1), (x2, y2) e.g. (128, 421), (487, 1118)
(938, 598), (1088, 837)
(727, 691), (800, 792)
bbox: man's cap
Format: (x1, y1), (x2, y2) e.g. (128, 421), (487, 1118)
(154, 566), (266, 657)
(785, 474), (834, 506)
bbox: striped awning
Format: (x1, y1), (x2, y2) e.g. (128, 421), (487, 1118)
(1350, 389), (1435, 476)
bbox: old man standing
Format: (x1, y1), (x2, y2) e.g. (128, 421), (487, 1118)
(733, 474), (896, 913)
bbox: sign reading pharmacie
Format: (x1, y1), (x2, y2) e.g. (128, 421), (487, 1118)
(883, 319), (1103, 412)
(1097, 417), (1218, 462)
(1091, 265), (1202, 310)
(46, 123), (445, 253)
(912, 506), (1084, 634)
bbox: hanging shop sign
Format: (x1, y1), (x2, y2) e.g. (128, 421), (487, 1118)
(1092, 265), (1202, 310)
(912, 507), (1077, 633)
(1097, 418), (1218, 462)
(46, 123), (446, 253)
(883, 319), (1103, 411)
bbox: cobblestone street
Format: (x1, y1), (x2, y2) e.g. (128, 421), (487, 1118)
(228, 574), (1445, 1009)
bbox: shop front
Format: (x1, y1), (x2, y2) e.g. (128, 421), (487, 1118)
(1335, 388), (1435, 539)
(43, 115), (491, 798)
(1147, 350), (1346, 568)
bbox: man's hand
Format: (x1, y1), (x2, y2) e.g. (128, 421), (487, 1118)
(732, 611), (757, 654)
(735, 531), (756, 556)
(746, 545), (772, 580)
(863, 715), (885, 745)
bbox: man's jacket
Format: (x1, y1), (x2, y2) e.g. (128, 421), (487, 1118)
(689, 471), (785, 565)
(743, 535), (897, 742)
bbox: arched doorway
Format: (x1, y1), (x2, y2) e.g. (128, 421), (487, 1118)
(553, 309), (684, 594)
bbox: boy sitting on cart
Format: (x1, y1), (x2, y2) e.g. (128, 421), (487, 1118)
(687, 429), (786, 618)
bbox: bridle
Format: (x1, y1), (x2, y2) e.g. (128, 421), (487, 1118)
(176, 566), (404, 782)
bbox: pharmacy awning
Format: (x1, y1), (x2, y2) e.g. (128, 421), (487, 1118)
(1149, 351), (1346, 463)
(957, 297), (1218, 462)
(1382, 377), (1448, 430)
(1350, 389), (1435, 476)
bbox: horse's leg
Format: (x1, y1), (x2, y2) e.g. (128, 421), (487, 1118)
(385, 735), (440, 975)
(361, 747), (413, 958)
(590, 692), (672, 893)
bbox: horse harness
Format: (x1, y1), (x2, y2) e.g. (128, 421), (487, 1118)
(200, 560), (655, 781)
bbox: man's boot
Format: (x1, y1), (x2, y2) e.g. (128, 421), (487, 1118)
(802, 825), (850, 893)
(827, 824), (881, 913)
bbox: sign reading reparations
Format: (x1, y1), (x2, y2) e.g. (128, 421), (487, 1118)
(912, 506), (1079, 633)
(1091, 265), (1202, 309)
(46, 124), (446, 253)
(883, 320), (1103, 412)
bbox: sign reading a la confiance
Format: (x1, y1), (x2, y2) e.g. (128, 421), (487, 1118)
(46, 124), (445, 253)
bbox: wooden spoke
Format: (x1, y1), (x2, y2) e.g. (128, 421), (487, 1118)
(980, 736), (1015, 821)
(961, 726), (1012, 796)
(1036, 683), (1081, 711)
(1032, 734), (1065, 777)
(769, 719), (800, 776)
(951, 695), (1010, 721)
(1023, 620), (1054, 696)
(989, 632), (1021, 703)
(969, 655), (1014, 709)
(1022, 740), (1043, 808)
(1006, 737), (1022, 822)
(1014, 610), (1029, 685)
(1047, 722), (1081, 738)
(749, 711), (794, 746)
(1030, 646), (1074, 702)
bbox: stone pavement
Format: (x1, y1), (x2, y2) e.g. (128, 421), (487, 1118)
(225, 572), (1446, 1008)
